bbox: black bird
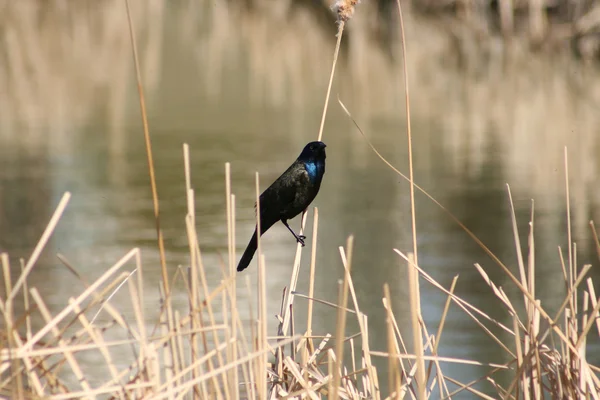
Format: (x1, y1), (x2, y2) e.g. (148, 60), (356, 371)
(237, 141), (327, 272)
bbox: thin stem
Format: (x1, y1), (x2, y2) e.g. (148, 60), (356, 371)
(317, 22), (345, 142)
(124, 0), (169, 294)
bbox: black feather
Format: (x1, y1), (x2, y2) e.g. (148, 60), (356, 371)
(237, 141), (327, 272)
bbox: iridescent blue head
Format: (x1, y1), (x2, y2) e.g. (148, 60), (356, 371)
(298, 141), (326, 162)
(298, 141), (326, 183)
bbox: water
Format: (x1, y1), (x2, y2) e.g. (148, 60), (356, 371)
(1, 0), (600, 395)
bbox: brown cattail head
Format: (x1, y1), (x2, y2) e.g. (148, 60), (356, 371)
(332, 0), (360, 23)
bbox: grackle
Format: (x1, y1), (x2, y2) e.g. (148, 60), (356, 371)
(237, 141), (327, 272)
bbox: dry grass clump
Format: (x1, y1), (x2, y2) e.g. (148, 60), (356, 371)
(1, 146), (599, 399)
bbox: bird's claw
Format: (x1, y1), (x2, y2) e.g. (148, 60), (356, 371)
(297, 235), (306, 247)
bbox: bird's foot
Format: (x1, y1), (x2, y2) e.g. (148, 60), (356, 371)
(297, 235), (306, 247)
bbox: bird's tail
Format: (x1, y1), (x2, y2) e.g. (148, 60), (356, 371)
(237, 229), (258, 271)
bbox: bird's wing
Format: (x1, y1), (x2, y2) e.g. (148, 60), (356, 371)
(257, 162), (308, 218)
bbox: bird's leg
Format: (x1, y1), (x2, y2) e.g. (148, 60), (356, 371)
(298, 210), (307, 240)
(281, 219), (306, 246)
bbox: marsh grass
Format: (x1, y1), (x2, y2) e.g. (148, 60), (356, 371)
(1, 147), (600, 398)
(2, 0), (600, 399)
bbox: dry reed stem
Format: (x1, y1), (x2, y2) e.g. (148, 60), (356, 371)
(331, 236), (353, 398)
(255, 172), (268, 399)
(565, 147), (573, 301)
(434, 276), (458, 356)
(123, 0), (168, 297)
(393, 0), (419, 283)
(507, 185), (531, 316)
(384, 284), (401, 398)
(225, 162), (240, 400)
(339, 241), (379, 398)
(587, 279), (600, 336)
(291, 292), (357, 314)
(591, 221), (600, 261)
(576, 296), (600, 350)
(426, 275), (458, 397)
(527, 200), (535, 311)
(1, 254), (10, 301)
(129, 277), (155, 392)
(182, 143), (203, 395)
(304, 207), (319, 368)
(280, 211), (309, 337)
(8, 192), (71, 303)
(558, 245), (569, 290)
(350, 338), (357, 379)
(19, 263), (35, 392)
(370, 352), (510, 370)
(316, 22), (343, 143)
(162, 314), (175, 399)
(2, 255), (23, 399)
(512, 314), (526, 398)
(47, 383), (157, 399)
(406, 252), (426, 399)
(382, 294), (411, 378)
(328, 281), (342, 397)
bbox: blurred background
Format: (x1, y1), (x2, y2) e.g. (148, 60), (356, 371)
(1, 0), (600, 395)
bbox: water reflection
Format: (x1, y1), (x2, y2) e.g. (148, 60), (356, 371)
(1, 0), (600, 395)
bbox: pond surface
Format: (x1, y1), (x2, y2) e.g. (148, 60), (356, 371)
(1, 1), (600, 395)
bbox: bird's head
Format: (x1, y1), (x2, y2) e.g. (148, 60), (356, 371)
(298, 141), (326, 162)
